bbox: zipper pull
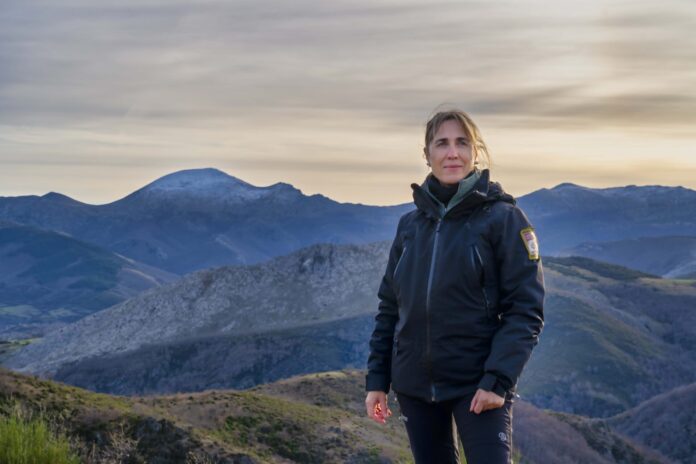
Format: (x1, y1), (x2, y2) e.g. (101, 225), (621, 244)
(436, 218), (442, 233)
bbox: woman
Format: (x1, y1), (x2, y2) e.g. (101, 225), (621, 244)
(364, 109), (545, 464)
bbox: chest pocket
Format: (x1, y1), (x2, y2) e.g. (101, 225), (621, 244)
(393, 230), (412, 282)
(469, 241), (500, 320)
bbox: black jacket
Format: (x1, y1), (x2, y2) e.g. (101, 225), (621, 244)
(365, 169), (545, 403)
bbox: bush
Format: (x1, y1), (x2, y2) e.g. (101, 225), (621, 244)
(0, 411), (80, 464)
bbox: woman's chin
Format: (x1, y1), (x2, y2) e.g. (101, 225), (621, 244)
(438, 174), (464, 186)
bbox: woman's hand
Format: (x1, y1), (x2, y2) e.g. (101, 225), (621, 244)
(365, 391), (392, 424)
(469, 388), (505, 414)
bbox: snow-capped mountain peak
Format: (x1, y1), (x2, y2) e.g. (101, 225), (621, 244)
(143, 168), (253, 193)
(132, 167), (301, 203)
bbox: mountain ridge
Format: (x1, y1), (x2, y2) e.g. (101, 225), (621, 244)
(560, 236), (696, 278)
(5, 241), (696, 420)
(4, 167), (694, 207)
(0, 222), (177, 339)
(0, 168), (412, 275)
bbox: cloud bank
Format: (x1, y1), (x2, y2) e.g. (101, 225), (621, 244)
(1, 0), (694, 204)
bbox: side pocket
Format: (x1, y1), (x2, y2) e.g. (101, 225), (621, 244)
(471, 244), (491, 320)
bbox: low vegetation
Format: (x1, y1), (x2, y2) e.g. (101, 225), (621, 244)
(0, 364), (677, 463)
(0, 407), (80, 464)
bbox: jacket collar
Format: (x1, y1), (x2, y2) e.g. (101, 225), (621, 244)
(423, 169), (482, 215)
(411, 168), (515, 220)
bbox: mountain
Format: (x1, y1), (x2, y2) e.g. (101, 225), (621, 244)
(0, 168), (411, 275)
(2, 171), (694, 274)
(123, 167), (299, 204)
(0, 366), (669, 464)
(45, 311), (375, 395)
(5, 241), (696, 420)
(560, 236), (696, 279)
(521, 256), (696, 417)
(605, 382), (696, 464)
(510, 403), (668, 464)
(519, 182), (696, 254)
(0, 221), (177, 339)
(4, 241), (389, 378)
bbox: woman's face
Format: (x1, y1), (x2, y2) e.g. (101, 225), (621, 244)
(425, 119), (476, 187)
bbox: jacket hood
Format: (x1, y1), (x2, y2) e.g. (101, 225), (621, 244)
(411, 168), (515, 220)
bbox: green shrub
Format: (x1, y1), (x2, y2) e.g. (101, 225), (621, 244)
(0, 412), (80, 464)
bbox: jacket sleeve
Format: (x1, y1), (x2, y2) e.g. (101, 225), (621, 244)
(365, 215), (405, 393)
(477, 204), (545, 398)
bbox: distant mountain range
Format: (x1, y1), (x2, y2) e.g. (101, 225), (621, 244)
(6, 242), (696, 421)
(0, 168), (410, 275)
(2, 168), (695, 339)
(518, 182), (696, 254)
(3, 169), (696, 275)
(0, 221), (176, 338)
(3, 169), (696, 462)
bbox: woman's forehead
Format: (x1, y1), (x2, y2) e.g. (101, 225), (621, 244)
(432, 120), (470, 138)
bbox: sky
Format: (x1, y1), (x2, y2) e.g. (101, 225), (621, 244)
(1, 0), (695, 206)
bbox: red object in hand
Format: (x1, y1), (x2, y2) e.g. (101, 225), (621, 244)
(374, 402), (391, 423)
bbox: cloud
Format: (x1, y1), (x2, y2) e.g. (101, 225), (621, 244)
(1, 0), (694, 204)
(1, 0), (693, 131)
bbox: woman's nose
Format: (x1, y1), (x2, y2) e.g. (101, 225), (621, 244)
(446, 144), (458, 157)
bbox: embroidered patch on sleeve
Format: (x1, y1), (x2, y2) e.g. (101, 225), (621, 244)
(520, 227), (540, 260)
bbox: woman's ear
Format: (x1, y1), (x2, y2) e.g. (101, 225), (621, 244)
(423, 148), (430, 167)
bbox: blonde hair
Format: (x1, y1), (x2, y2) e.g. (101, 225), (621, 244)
(423, 109), (492, 169)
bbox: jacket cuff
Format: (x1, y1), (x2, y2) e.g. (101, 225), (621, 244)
(365, 373), (391, 393)
(477, 373), (507, 398)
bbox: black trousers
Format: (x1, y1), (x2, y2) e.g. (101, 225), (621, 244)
(395, 390), (513, 464)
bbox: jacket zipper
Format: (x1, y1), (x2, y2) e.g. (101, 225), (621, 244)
(472, 245), (491, 320)
(426, 217), (442, 402)
(393, 245), (407, 280)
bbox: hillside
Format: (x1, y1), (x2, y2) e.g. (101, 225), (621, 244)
(3, 172), (696, 344)
(0, 221), (177, 339)
(0, 367), (668, 464)
(521, 256), (696, 417)
(5, 245), (696, 420)
(0, 366), (243, 463)
(0, 366), (412, 463)
(50, 312), (375, 395)
(604, 382), (696, 464)
(559, 236), (696, 279)
(4, 241), (389, 377)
